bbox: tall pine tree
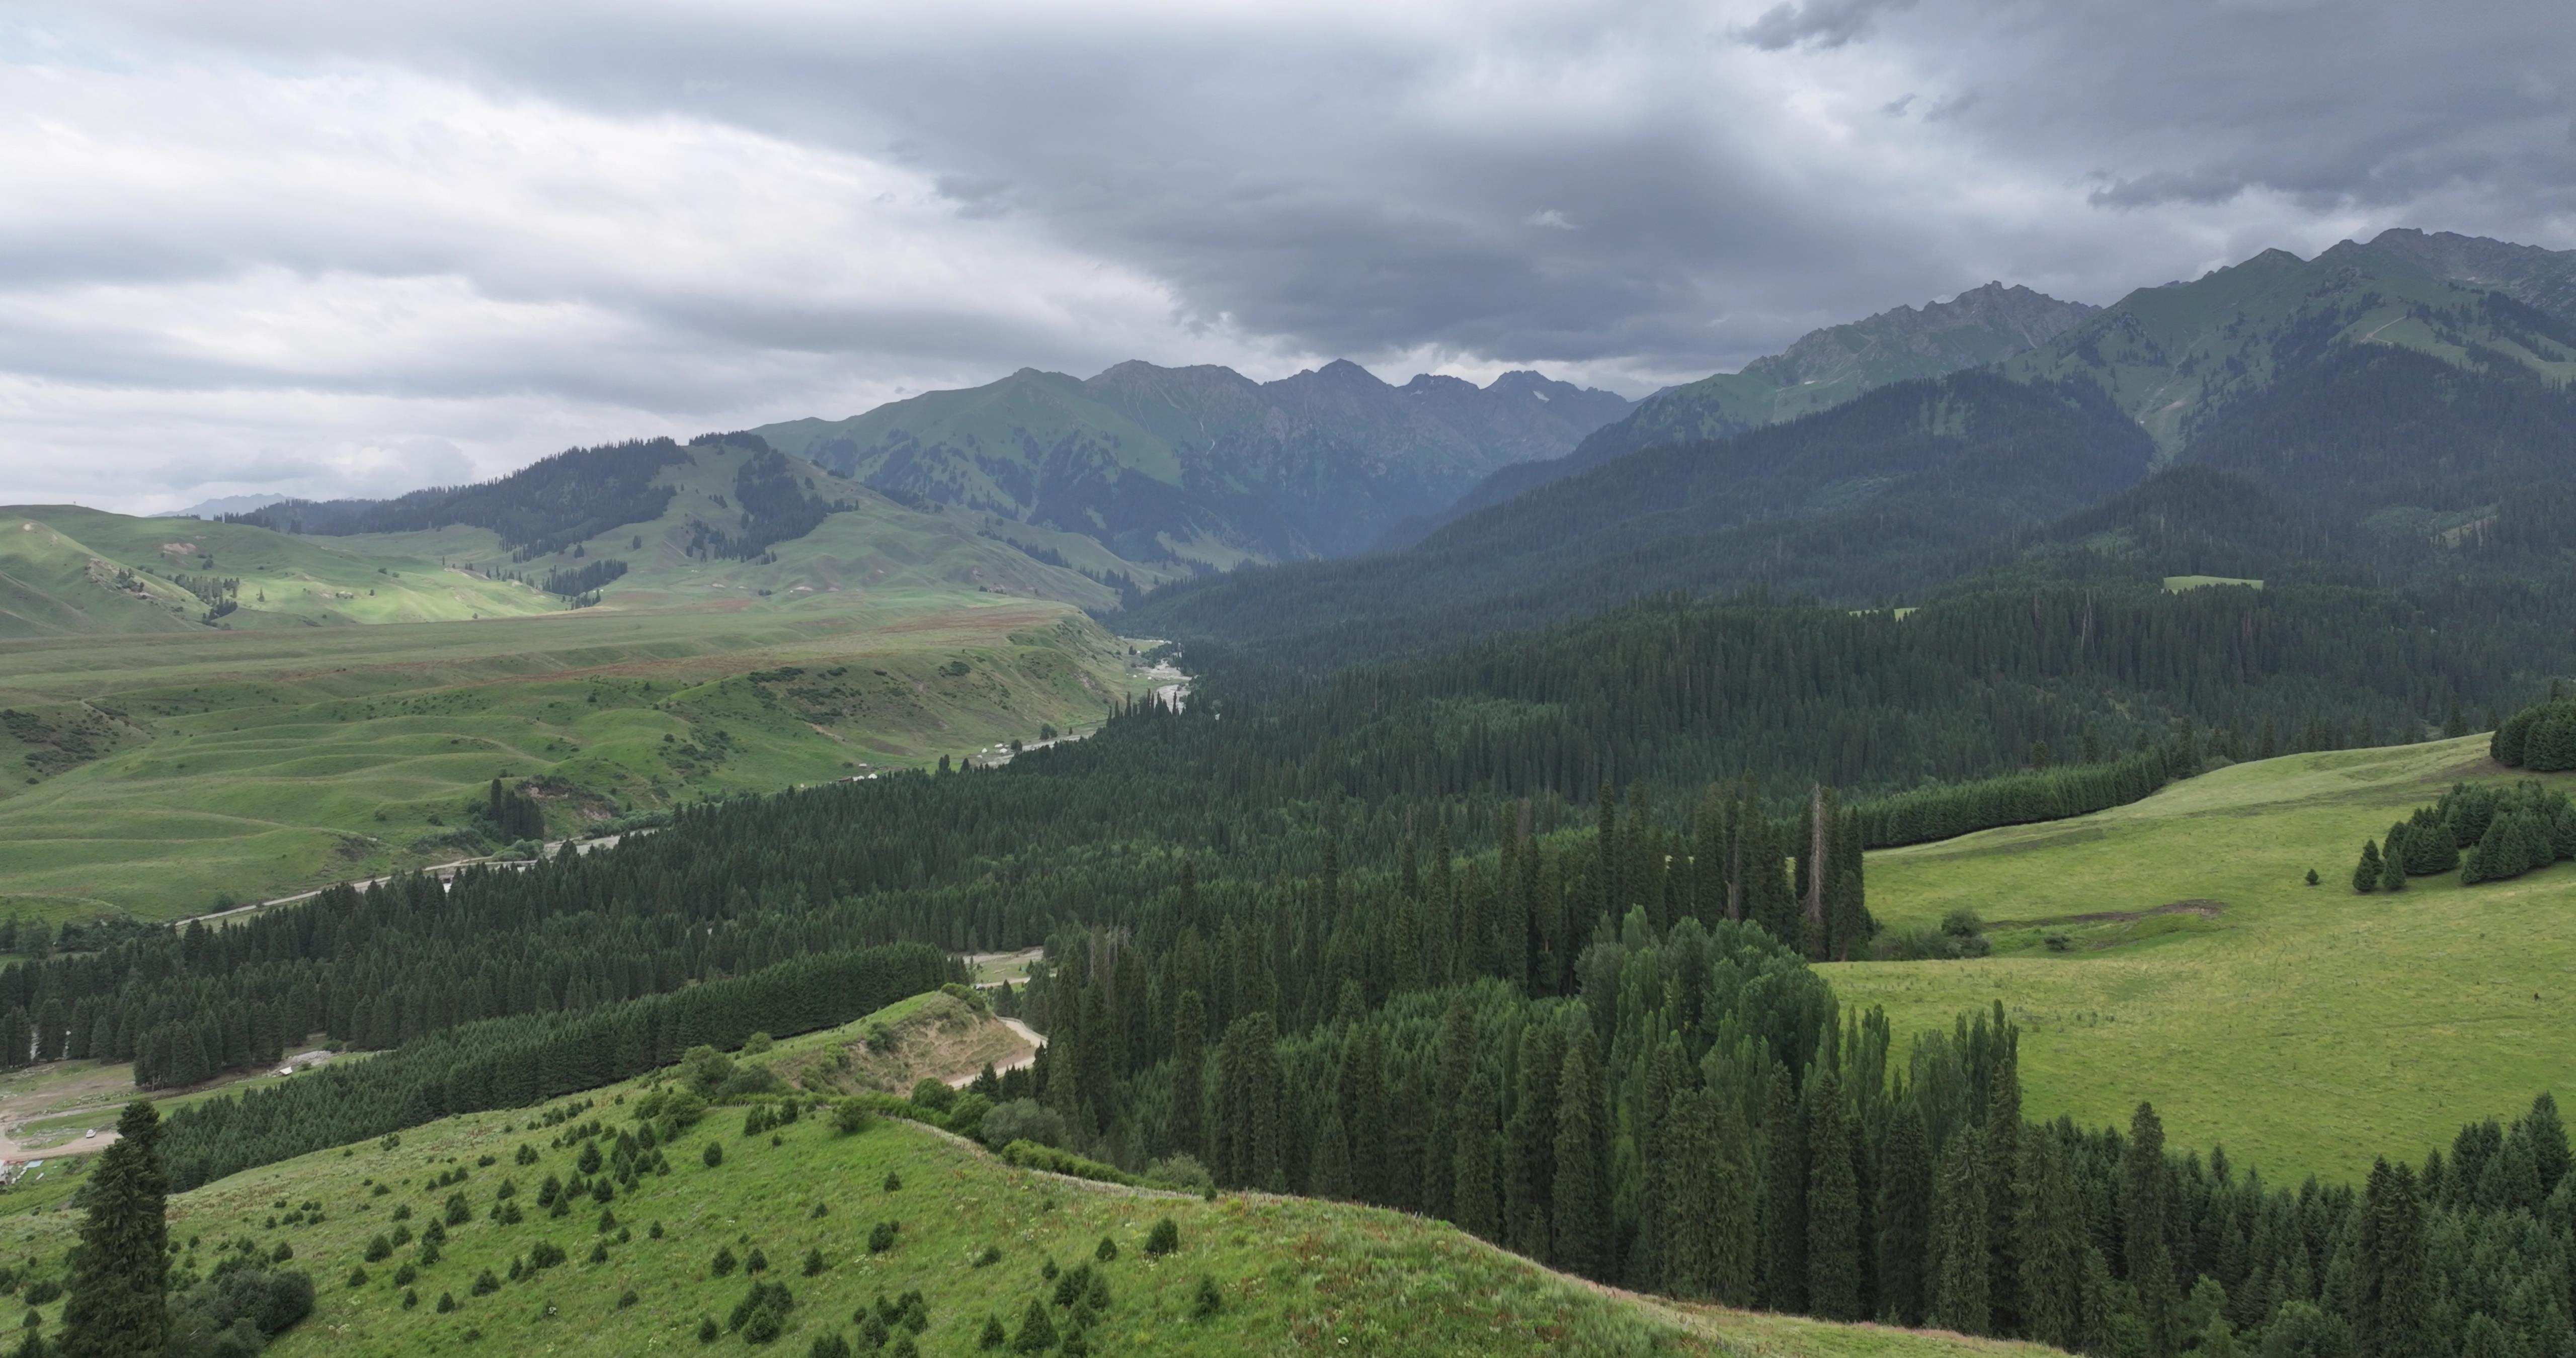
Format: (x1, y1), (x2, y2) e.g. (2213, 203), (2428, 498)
(1806, 1067), (1862, 1320)
(61, 1100), (171, 1358)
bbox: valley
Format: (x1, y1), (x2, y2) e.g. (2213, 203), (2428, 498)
(7, 228), (2576, 1358)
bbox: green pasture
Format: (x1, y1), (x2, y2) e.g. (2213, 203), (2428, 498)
(1830, 735), (2574, 1184)
(0, 598), (1149, 921)
(2, 507), (557, 634)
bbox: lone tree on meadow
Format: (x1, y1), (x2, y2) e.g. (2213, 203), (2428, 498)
(60, 1100), (170, 1358)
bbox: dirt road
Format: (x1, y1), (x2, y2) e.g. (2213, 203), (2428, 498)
(944, 1017), (1044, 1088)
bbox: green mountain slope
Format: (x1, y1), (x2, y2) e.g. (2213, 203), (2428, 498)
(1126, 372), (2152, 658)
(1411, 283), (2098, 537)
(0, 1000), (2053, 1358)
(2007, 237), (2576, 453)
(755, 361), (1632, 565)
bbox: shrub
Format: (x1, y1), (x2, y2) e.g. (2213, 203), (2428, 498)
(972, 1245), (1003, 1268)
(393, 1263), (417, 1287)
(471, 1269), (500, 1297)
(742, 1032), (774, 1055)
(802, 1248), (826, 1277)
(808, 1335), (852, 1358)
(833, 1100), (876, 1136)
(345, 1266), (368, 1289)
(867, 1221), (900, 1254)
(515, 1144), (539, 1166)
(438, 1293), (457, 1314)
(712, 1246), (739, 1277)
(1142, 1155), (1212, 1195)
(1192, 1275), (1223, 1318)
(1143, 1218), (1180, 1257)
(697, 1315), (718, 1343)
(402, 1288), (418, 1309)
(445, 1193), (472, 1226)
(882, 1171), (903, 1193)
(703, 1141), (724, 1168)
(588, 1241), (609, 1265)
(363, 1234), (392, 1262)
(978, 1314), (1007, 1349)
(746, 1247), (769, 1275)
(908, 1079), (956, 1113)
(269, 1243), (294, 1264)
(978, 1100), (1065, 1150)
(945, 1092), (992, 1140)
(618, 1289), (638, 1309)
(1000, 1141), (1135, 1186)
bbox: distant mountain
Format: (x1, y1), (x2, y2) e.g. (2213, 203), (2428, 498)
(156, 492), (290, 519)
(752, 361), (1632, 564)
(2326, 227), (2576, 322)
(2006, 231), (2576, 453)
(1402, 282), (2097, 540)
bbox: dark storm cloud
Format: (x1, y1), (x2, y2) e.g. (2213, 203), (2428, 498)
(6, 0), (2575, 508)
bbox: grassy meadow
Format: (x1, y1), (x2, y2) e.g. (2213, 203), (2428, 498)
(0, 999), (2052, 1358)
(0, 445), (1193, 921)
(1832, 734), (2573, 1184)
(0, 598), (1155, 923)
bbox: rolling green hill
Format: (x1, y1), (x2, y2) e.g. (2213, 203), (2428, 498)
(1831, 734), (2575, 1184)
(0, 598), (1153, 922)
(0, 441), (1189, 920)
(0, 999), (2054, 1358)
(1, 509), (559, 637)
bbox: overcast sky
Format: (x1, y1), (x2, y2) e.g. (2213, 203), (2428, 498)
(4, 1), (2571, 512)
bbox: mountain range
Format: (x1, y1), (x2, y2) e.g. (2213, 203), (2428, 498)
(753, 361), (1633, 564)
(1125, 228), (2576, 665)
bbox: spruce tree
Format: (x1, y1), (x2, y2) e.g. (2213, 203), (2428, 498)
(1504, 1024), (1564, 1262)
(2014, 1126), (2085, 1351)
(2123, 1104), (2179, 1355)
(2354, 1159), (2428, 1358)
(1451, 1073), (1502, 1241)
(2354, 840), (2384, 894)
(1761, 1062), (1808, 1313)
(1661, 1087), (1723, 1301)
(1930, 1127), (1990, 1336)
(1931, 1126), (1991, 1335)
(1551, 1034), (1609, 1280)
(1805, 1068), (1862, 1320)
(1168, 989), (1205, 1164)
(1876, 1105), (1932, 1327)
(1984, 1031), (2022, 1336)
(61, 1100), (171, 1358)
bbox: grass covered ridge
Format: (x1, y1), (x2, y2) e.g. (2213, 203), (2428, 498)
(0, 603), (1153, 921)
(1832, 734), (2576, 1183)
(0, 1004), (2047, 1357)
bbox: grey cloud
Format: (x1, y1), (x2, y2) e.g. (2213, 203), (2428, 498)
(1738, 0), (1920, 51)
(2088, 168), (2251, 210)
(10, 0), (2576, 505)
